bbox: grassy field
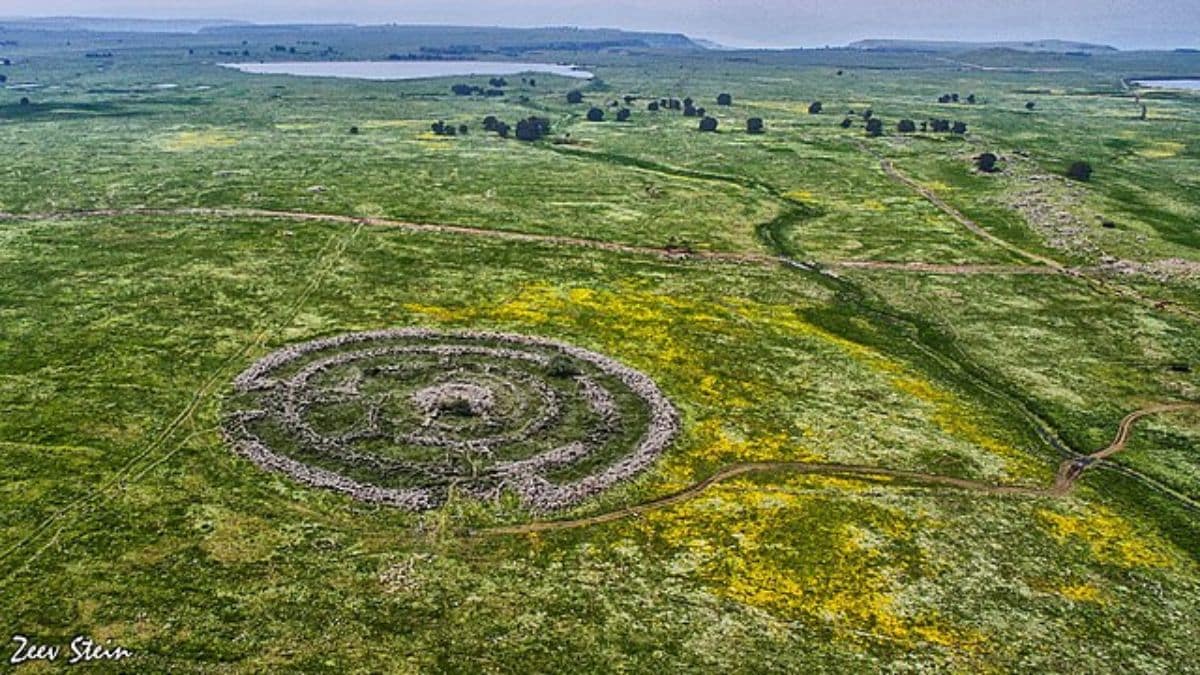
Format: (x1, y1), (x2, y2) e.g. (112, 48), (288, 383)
(1, 24), (1199, 672)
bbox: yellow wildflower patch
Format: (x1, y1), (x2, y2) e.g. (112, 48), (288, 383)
(1059, 583), (1105, 604)
(685, 418), (812, 465)
(1037, 506), (1174, 568)
(157, 129), (240, 151)
(1136, 141), (1184, 159)
(637, 482), (975, 649)
(892, 375), (1040, 478)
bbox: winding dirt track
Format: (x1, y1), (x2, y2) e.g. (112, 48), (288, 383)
(0, 207), (1095, 278)
(480, 403), (1199, 536)
(0, 207), (781, 266)
(872, 156), (1065, 270)
(864, 150), (1200, 322)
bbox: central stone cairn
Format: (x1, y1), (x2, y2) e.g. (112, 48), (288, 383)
(222, 329), (680, 511)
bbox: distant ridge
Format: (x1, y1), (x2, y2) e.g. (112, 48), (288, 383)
(848, 39), (1118, 54)
(0, 18), (699, 51)
(0, 16), (251, 33)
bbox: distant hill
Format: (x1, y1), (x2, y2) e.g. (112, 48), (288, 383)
(0, 16), (251, 33)
(848, 39), (1118, 54)
(201, 24), (701, 54)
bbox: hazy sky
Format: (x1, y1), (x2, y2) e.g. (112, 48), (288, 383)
(3, 0), (1197, 49)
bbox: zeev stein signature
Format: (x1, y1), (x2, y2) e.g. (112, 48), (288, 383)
(8, 634), (132, 666)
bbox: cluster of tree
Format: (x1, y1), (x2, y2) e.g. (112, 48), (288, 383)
(451, 83), (504, 97)
(923, 118), (968, 134)
(937, 93), (977, 104)
(481, 115), (553, 141)
(682, 98), (708, 118)
(271, 45), (297, 54)
(84, 52), (114, 59)
(488, 77), (508, 88)
(483, 115), (511, 137)
(430, 121), (469, 137)
(515, 116), (552, 141)
(848, 116), (969, 137)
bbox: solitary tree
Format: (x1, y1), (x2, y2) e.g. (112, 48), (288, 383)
(1066, 161), (1093, 182)
(0, 75), (6, 84)
(616, 108), (632, 122)
(1025, 101), (1036, 111)
(19, 96), (29, 106)
(483, 115), (499, 131)
(976, 152), (999, 172)
(495, 121), (511, 138)
(865, 118), (884, 137)
(862, 108), (874, 120)
(840, 117), (854, 129)
(966, 93), (977, 104)
(952, 121), (968, 134)
(683, 102), (699, 117)
(458, 124), (469, 135)
(587, 107), (605, 122)
(747, 117), (765, 134)
(717, 93), (733, 106)
(567, 90), (584, 104)
(808, 101), (823, 114)
(349, 126), (359, 135)
(648, 101), (660, 111)
(897, 119), (917, 133)
(699, 116), (719, 132)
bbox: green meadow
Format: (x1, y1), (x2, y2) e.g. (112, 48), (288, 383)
(1, 24), (1199, 672)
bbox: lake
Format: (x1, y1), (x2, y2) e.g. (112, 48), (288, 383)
(1132, 79), (1200, 91)
(220, 60), (594, 81)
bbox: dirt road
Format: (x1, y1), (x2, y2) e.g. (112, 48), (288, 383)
(481, 403), (1199, 536)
